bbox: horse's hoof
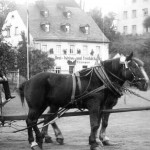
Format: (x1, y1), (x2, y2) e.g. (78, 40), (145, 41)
(56, 138), (64, 145)
(45, 136), (53, 143)
(102, 140), (118, 146)
(31, 145), (42, 150)
(90, 145), (103, 150)
(37, 143), (43, 149)
(90, 143), (103, 150)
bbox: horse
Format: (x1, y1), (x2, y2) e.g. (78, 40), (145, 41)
(18, 53), (149, 150)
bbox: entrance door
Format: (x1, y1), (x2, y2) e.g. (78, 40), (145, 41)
(69, 65), (74, 74)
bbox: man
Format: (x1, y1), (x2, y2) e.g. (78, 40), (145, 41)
(0, 69), (15, 106)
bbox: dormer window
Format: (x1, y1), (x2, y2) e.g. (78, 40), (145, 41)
(80, 24), (90, 34)
(61, 23), (71, 33)
(40, 10), (49, 17)
(41, 22), (50, 32)
(63, 10), (72, 19)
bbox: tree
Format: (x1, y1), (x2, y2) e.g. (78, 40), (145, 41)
(17, 32), (55, 79)
(0, 39), (16, 73)
(29, 49), (55, 76)
(143, 16), (150, 32)
(89, 8), (119, 41)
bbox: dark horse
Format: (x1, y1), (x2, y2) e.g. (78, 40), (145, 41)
(18, 53), (149, 150)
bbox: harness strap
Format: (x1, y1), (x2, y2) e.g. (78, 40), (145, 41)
(94, 64), (122, 97)
(71, 73), (76, 103)
(76, 72), (82, 94)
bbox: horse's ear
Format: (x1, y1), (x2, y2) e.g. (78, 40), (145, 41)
(126, 52), (133, 61)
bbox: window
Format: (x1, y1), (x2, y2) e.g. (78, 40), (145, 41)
(42, 45), (47, 51)
(80, 24), (90, 34)
(56, 45), (61, 54)
(70, 45), (75, 54)
(132, 25), (137, 35)
(35, 43), (41, 50)
(56, 67), (61, 74)
(66, 24), (70, 33)
(96, 46), (101, 56)
(15, 27), (19, 35)
(7, 28), (10, 37)
(123, 11), (128, 19)
(41, 22), (50, 32)
(67, 12), (71, 18)
(63, 10), (72, 18)
(82, 65), (87, 69)
(40, 10), (49, 17)
(82, 45), (88, 55)
(85, 26), (89, 34)
(61, 23), (70, 33)
(123, 26), (128, 35)
(143, 8), (148, 16)
(132, 10), (137, 18)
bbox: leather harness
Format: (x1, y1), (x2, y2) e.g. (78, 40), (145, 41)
(71, 62), (123, 106)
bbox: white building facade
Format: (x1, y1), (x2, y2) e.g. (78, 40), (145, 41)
(117, 0), (150, 35)
(2, 0), (109, 74)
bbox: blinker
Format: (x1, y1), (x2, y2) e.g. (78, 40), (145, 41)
(120, 55), (128, 69)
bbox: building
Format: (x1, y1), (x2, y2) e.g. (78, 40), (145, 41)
(2, 0), (109, 74)
(117, 0), (150, 35)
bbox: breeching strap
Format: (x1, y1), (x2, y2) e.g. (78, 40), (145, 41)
(71, 72), (82, 103)
(71, 73), (76, 103)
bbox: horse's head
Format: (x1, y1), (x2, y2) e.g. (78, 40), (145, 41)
(119, 52), (149, 91)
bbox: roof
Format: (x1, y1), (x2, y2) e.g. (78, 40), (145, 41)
(16, 0), (109, 43)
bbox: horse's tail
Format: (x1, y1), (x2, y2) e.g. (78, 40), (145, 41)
(18, 81), (26, 106)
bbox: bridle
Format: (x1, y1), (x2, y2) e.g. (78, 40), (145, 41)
(122, 60), (147, 86)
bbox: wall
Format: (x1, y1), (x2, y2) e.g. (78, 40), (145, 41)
(117, 0), (150, 34)
(34, 40), (109, 73)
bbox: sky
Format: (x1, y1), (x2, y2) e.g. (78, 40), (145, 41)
(13, 0), (122, 15)
(75, 0), (122, 15)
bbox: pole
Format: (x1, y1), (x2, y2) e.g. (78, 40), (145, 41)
(26, 0), (29, 80)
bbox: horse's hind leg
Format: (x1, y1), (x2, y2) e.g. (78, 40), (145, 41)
(41, 106), (64, 144)
(27, 109), (45, 150)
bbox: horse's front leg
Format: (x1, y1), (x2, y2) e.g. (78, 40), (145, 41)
(100, 113), (111, 145)
(100, 96), (118, 146)
(88, 98), (103, 150)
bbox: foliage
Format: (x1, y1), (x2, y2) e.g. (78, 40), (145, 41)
(143, 16), (150, 31)
(0, 39), (16, 73)
(89, 8), (119, 41)
(17, 32), (27, 78)
(17, 32), (55, 79)
(29, 49), (55, 76)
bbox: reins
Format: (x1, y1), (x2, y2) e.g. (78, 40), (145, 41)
(13, 58), (150, 133)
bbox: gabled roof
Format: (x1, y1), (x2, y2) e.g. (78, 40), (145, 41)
(16, 0), (109, 43)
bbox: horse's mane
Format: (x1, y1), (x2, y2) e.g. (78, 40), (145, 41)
(78, 58), (121, 77)
(103, 58), (120, 73)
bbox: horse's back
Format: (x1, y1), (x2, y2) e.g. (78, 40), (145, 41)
(24, 72), (73, 107)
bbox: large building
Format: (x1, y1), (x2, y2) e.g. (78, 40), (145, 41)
(117, 0), (150, 35)
(2, 0), (109, 74)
